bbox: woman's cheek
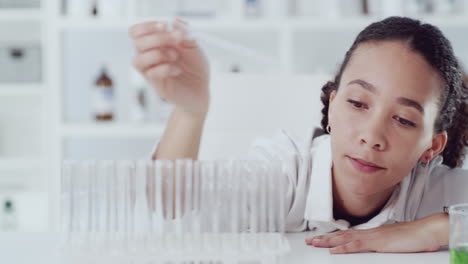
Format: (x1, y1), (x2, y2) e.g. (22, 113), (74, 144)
(331, 109), (360, 146)
(336, 106), (364, 129)
(330, 100), (365, 137)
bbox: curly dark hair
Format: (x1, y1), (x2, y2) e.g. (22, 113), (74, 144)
(320, 16), (468, 168)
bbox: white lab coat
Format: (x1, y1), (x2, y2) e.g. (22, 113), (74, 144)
(247, 129), (468, 233)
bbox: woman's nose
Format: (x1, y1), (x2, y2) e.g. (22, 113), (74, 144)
(360, 118), (387, 151)
(360, 138), (385, 151)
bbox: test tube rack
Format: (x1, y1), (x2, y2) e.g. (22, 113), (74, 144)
(60, 159), (290, 263)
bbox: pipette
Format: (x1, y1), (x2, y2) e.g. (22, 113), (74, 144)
(163, 18), (277, 66)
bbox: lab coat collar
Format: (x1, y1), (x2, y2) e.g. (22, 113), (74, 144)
(304, 135), (333, 223)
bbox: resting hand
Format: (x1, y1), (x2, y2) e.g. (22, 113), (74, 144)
(305, 213), (448, 254)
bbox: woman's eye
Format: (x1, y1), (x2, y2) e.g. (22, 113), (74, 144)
(346, 99), (367, 109)
(395, 116), (416, 127)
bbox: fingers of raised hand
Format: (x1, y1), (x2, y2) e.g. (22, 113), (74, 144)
(129, 21), (167, 39)
(132, 48), (179, 72)
(145, 63), (182, 81)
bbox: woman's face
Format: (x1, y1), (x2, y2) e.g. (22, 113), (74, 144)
(328, 40), (445, 197)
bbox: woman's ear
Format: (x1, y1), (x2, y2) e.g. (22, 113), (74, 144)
(328, 90), (337, 123)
(420, 131), (448, 162)
(327, 90), (336, 125)
(329, 90), (337, 104)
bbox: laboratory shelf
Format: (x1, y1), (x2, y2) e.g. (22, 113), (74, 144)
(56, 15), (468, 32)
(418, 15), (468, 27)
(56, 17), (132, 31)
(0, 84), (43, 96)
(60, 122), (166, 138)
(0, 158), (47, 194)
(0, 158), (43, 170)
(289, 15), (468, 29)
(0, 9), (42, 21)
(56, 17), (285, 31)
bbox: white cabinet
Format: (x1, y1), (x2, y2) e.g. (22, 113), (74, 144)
(0, 1), (47, 232)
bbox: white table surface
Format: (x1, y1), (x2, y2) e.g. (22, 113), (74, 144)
(0, 232), (449, 264)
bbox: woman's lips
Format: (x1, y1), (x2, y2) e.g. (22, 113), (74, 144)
(348, 156), (386, 174)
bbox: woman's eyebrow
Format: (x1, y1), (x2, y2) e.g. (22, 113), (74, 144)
(348, 79), (377, 94)
(397, 97), (425, 114)
(348, 79), (424, 114)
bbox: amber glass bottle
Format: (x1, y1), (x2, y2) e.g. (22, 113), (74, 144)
(93, 68), (114, 121)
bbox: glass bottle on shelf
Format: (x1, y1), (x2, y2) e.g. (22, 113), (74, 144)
(92, 67), (114, 121)
(92, 0), (98, 17)
(130, 69), (148, 122)
(1, 199), (17, 231)
(424, 0), (435, 14)
(361, 0), (369, 15)
(230, 64), (241, 73)
(245, 0), (262, 18)
(288, 0), (298, 16)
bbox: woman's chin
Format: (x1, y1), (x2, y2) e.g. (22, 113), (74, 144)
(334, 161), (390, 196)
(341, 170), (385, 196)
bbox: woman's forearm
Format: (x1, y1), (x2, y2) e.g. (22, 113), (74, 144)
(422, 212), (449, 248)
(151, 107), (207, 219)
(153, 107), (207, 161)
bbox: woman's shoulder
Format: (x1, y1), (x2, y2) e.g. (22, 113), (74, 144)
(423, 158), (468, 207)
(398, 155), (467, 220)
(429, 158), (468, 182)
(247, 129), (301, 161)
(247, 127), (329, 162)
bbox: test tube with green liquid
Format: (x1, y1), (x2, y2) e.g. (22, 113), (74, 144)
(450, 204), (468, 264)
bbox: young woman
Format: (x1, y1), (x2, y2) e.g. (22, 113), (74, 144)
(129, 16), (468, 254)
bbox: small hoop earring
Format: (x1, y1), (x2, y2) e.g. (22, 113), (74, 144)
(420, 155), (432, 168)
(326, 125), (331, 134)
